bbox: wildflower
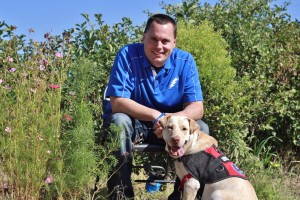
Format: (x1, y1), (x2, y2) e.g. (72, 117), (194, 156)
(9, 68), (16, 72)
(46, 150), (51, 154)
(44, 33), (50, 39)
(34, 77), (41, 84)
(55, 52), (63, 58)
(45, 175), (53, 184)
(37, 135), (44, 141)
(69, 91), (76, 96)
(0, 79), (3, 84)
(4, 85), (12, 90)
(7, 56), (13, 62)
(42, 59), (48, 66)
(5, 127), (11, 133)
(63, 114), (73, 121)
(39, 65), (45, 71)
(30, 88), (37, 93)
(49, 84), (60, 89)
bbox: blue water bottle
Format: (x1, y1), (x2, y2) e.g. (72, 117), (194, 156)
(145, 177), (161, 193)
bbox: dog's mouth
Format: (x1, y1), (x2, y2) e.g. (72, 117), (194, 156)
(168, 145), (185, 157)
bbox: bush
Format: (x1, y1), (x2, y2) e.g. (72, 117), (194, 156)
(164, 0), (300, 167)
(177, 20), (253, 161)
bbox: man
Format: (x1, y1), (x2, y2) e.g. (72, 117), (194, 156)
(103, 13), (208, 199)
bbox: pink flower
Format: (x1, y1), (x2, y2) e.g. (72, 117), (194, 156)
(49, 84), (60, 89)
(9, 68), (16, 72)
(43, 59), (48, 66)
(55, 52), (63, 58)
(7, 56), (13, 62)
(63, 114), (73, 121)
(5, 127), (11, 133)
(46, 150), (51, 154)
(45, 175), (53, 184)
(0, 79), (3, 84)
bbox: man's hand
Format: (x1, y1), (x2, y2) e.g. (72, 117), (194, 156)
(153, 124), (163, 138)
(152, 113), (165, 138)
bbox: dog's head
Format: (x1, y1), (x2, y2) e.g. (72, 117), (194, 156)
(159, 115), (200, 158)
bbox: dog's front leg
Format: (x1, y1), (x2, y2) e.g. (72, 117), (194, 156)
(182, 178), (200, 200)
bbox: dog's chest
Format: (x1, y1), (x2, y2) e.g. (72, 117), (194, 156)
(174, 161), (189, 180)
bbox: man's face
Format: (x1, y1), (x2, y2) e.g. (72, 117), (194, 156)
(143, 21), (176, 68)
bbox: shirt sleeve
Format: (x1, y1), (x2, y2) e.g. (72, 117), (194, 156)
(183, 54), (203, 102)
(106, 46), (134, 98)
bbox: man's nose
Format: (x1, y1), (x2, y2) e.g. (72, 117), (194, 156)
(156, 41), (163, 49)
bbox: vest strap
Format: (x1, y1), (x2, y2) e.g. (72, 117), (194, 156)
(180, 173), (193, 189)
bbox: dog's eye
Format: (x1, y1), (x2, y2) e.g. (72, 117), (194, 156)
(182, 127), (187, 131)
(167, 126), (173, 129)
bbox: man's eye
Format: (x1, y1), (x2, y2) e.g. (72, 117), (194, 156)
(162, 40), (169, 44)
(168, 126), (173, 129)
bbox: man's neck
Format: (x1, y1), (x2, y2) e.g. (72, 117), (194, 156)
(151, 65), (163, 73)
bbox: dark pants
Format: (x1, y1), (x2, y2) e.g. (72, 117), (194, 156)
(104, 113), (209, 199)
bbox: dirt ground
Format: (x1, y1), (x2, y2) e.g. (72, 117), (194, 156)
(285, 176), (300, 200)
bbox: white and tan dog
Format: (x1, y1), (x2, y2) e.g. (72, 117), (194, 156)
(159, 116), (258, 200)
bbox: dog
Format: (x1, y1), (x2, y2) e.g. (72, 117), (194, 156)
(159, 116), (258, 200)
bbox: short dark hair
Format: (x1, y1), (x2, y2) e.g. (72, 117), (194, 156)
(144, 14), (177, 39)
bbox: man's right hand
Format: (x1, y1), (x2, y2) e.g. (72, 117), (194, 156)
(153, 125), (163, 138)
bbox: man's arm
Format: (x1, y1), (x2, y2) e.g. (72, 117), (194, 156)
(169, 101), (204, 120)
(110, 96), (162, 122)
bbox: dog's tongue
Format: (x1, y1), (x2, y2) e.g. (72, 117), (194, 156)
(170, 146), (184, 157)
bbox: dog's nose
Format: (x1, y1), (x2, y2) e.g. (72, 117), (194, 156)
(172, 136), (180, 144)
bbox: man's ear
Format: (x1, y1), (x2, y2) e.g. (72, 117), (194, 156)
(188, 118), (200, 134)
(159, 116), (171, 128)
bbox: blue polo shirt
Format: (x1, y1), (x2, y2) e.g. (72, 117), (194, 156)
(104, 43), (203, 117)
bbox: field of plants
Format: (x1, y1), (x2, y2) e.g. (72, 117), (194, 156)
(1, 0), (299, 199)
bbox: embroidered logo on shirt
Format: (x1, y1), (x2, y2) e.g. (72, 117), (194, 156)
(169, 77), (179, 89)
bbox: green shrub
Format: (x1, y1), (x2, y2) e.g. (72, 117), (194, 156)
(177, 20), (253, 161)
(164, 0), (300, 167)
(60, 58), (121, 199)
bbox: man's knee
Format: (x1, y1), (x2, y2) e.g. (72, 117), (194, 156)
(102, 113), (133, 143)
(196, 120), (209, 135)
(109, 113), (132, 126)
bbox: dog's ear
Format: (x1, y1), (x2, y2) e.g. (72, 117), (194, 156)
(159, 115), (171, 128)
(188, 118), (200, 134)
